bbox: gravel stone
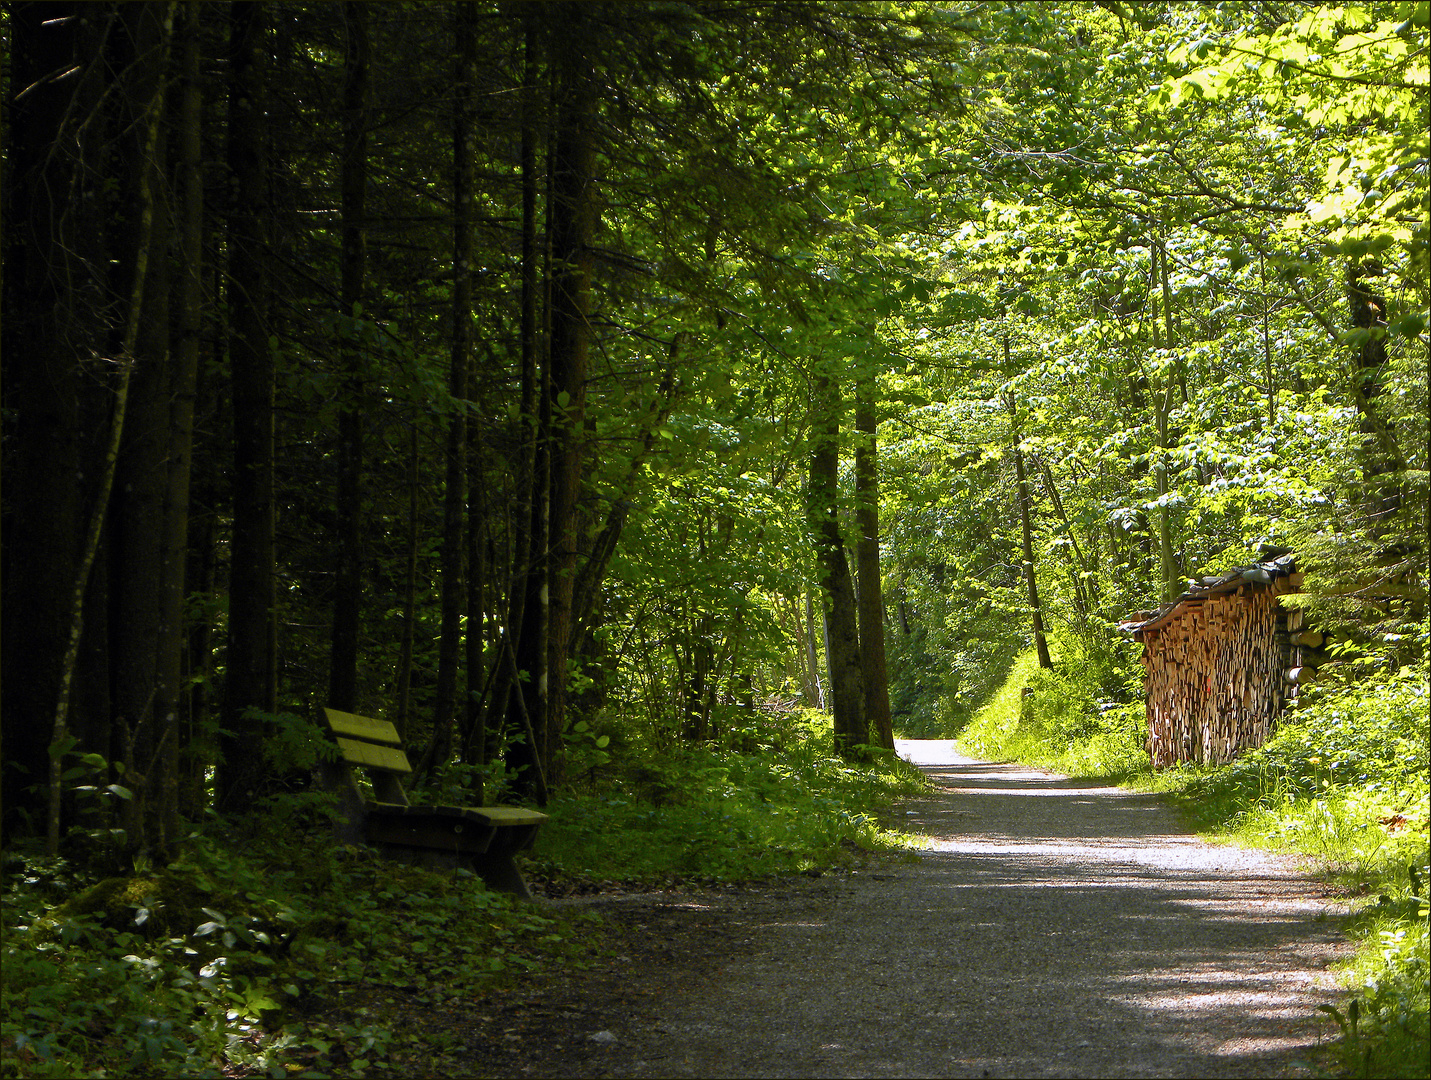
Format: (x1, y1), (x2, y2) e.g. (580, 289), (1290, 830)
(466, 740), (1351, 1078)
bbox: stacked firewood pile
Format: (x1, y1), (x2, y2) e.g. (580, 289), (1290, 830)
(1121, 552), (1306, 768)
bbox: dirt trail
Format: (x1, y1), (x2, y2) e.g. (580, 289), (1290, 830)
(468, 741), (1351, 1078)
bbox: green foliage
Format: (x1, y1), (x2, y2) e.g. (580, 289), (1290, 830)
(956, 632), (1146, 776)
(247, 709), (339, 774)
(1167, 669), (1429, 828)
(2, 714), (925, 1076)
(1333, 885), (1431, 1080)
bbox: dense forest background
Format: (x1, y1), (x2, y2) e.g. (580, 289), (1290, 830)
(2, 2), (1427, 1076)
(2, 0), (1425, 844)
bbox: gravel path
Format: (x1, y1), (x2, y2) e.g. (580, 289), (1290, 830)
(472, 741), (1353, 1078)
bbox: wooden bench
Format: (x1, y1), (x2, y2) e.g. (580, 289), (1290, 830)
(316, 708), (548, 899)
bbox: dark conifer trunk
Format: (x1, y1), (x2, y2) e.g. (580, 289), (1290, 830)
(157, 0), (205, 847)
(463, 425), (489, 774)
(328, 0), (369, 713)
(394, 424), (420, 742)
(487, 8), (544, 771)
(428, 2), (477, 776)
(218, 0), (276, 810)
(543, 3), (599, 787)
(2, 2), (113, 841)
(110, 0), (177, 851)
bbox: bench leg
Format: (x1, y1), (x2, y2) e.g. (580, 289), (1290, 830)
(469, 852), (533, 900)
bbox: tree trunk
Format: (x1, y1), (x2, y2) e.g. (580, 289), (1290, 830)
(180, 515), (216, 819)
(854, 385), (894, 749)
(2, 3), (127, 841)
(506, 321), (551, 801)
(1007, 380), (1053, 672)
(109, 0), (180, 854)
(1260, 249), (1276, 430)
(1152, 240), (1180, 602)
(1009, 398), (1053, 672)
(1037, 456), (1097, 621)
(486, 9), (543, 770)
(1346, 259), (1401, 530)
(570, 336), (681, 659)
(809, 366), (867, 756)
(328, 0), (369, 713)
(43, 3), (172, 851)
(394, 422), (420, 742)
(1002, 336), (1053, 673)
(217, 0), (276, 811)
(463, 414), (489, 776)
(427, 2), (477, 777)
(544, 3), (599, 786)
(153, 0), (204, 848)
(803, 587), (825, 710)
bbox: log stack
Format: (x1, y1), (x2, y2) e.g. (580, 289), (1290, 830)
(1120, 551), (1307, 768)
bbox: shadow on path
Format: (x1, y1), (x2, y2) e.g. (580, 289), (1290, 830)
(596, 741), (1351, 1078)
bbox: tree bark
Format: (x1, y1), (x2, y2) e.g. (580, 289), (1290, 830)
(803, 587), (825, 710)
(155, 0), (204, 849)
(543, 3), (599, 786)
(110, 0), (182, 853)
(327, 0), (369, 713)
(486, 9), (544, 770)
(2, 2), (114, 841)
(394, 422), (420, 742)
(463, 412), (489, 774)
(427, 2), (477, 777)
(1037, 456), (1097, 621)
(217, 0), (276, 811)
(45, 3), (174, 849)
(570, 336), (681, 660)
(1346, 259), (1400, 530)
(502, 22), (553, 799)
(854, 385), (894, 749)
(1009, 400), (1053, 672)
(809, 366), (867, 756)
(1152, 240), (1180, 602)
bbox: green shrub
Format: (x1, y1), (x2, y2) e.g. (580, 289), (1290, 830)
(533, 714), (929, 886)
(956, 630), (1145, 776)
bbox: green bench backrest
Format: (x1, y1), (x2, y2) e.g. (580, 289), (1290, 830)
(324, 708), (412, 774)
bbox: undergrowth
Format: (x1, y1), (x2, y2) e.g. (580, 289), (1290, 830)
(956, 630), (1146, 777)
(962, 641), (1430, 1080)
(1, 799), (584, 1079)
(1, 709), (927, 1077)
(535, 711), (929, 886)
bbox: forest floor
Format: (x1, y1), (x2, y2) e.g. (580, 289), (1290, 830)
(453, 741), (1353, 1078)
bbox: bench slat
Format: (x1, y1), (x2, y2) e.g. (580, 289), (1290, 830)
(464, 806), (548, 827)
(335, 736), (411, 774)
(324, 707), (402, 746)
(370, 803), (548, 828)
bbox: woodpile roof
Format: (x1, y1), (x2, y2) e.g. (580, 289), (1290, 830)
(1118, 550), (1303, 638)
